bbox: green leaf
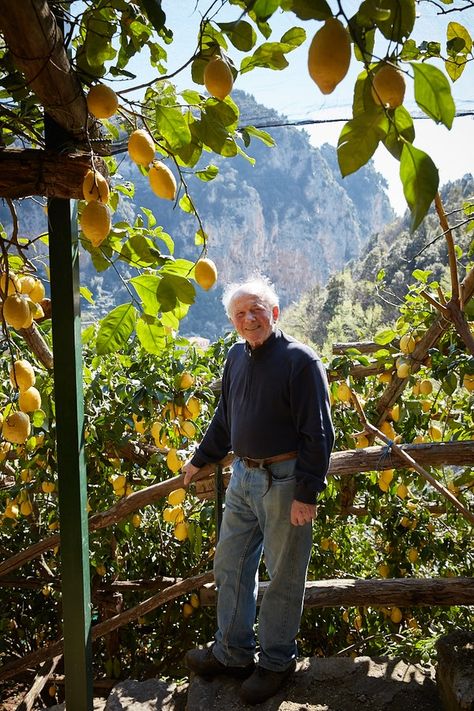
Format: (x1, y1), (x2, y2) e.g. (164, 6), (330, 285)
(179, 194), (195, 214)
(138, 0), (166, 32)
(195, 165), (219, 182)
(96, 303), (138, 354)
(120, 234), (165, 267)
(80, 286), (94, 305)
(383, 105), (415, 160)
(411, 62), (455, 128)
(337, 108), (389, 176)
(441, 372), (457, 396)
(240, 125), (275, 147)
(375, 0), (416, 43)
(400, 143), (439, 231)
(412, 269), (432, 283)
(281, 0), (332, 21)
(130, 275), (160, 314)
(161, 258), (195, 277)
(240, 29), (306, 74)
(156, 274), (195, 312)
(198, 109), (238, 157)
(218, 20), (257, 51)
(252, 0), (281, 20)
(136, 315), (168, 354)
(155, 105), (191, 150)
(374, 328), (396, 345)
(447, 21), (472, 53)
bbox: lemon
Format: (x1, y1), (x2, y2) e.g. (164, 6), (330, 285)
(163, 505), (184, 524)
(10, 360), (35, 391)
(184, 396), (201, 420)
(371, 64), (406, 109)
(378, 563), (390, 578)
(18, 275), (36, 295)
(190, 592), (200, 608)
(80, 201), (111, 247)
(2, 411), (31, 444)
(308, 18), (351, 94)
(396, 361), (411, 379)
(128, 129), (155, 166)
(3, 293), (30, 329)
(412, 434), (426, 444)
(399, 333), (416, 354)
(86, 84), (119, 119)
(132, 513), (142, 528)
(4, 501), (19, 519)
(396, 482), (408, 499)
(0, 271), (20, 296)
(390, 607), (403, 624)
(29, 279), (45, 303)
(19, 386), (41, 413)
(378, 476), (389, 492)
(174, 521), (188, 541)
(428, 424), (442, 441)
(20, 500), (32, 516)
(408, 548), (418, 563)
(166, 448), (183, 473)
(336, 382), (352, 402)
(179, 371), (194, 390)
(380, 420), (396, 439)
(112, 474), (126, 491)
(378, 371), (392, 384)
(195, 257), (217, 291)
(390, 404), (400, 422)
(148, 161), (177, 200)
(167, 488), (186, 506)
(82, 169), (110, 203)
(463, 373), (474, 392)
(182, 602), (193, 618)
(180, 420), (196, 439)
(204, 56), (234, 100)
(132, 413), (146, 435)
(380, 469), (394, 483)
(419, 379), (433, 395)
(96, 564), (106, 577)
(355, 434), (369, 448)
(421, 400), (432, 413)
(151, 421), (168, 448)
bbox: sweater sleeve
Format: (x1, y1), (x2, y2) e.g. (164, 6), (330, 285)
(190, 365), (232, 468)
(291, 358), (334, 504)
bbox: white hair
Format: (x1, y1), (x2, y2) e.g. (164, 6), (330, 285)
(222, 274), (279, 317)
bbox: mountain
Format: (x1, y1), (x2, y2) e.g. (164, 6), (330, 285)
(0, 91), (395, 341)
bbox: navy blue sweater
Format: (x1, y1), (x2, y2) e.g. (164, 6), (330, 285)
(191, 330), (334, 504)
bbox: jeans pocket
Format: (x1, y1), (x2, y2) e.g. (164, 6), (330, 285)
(268, 459), (296, 484)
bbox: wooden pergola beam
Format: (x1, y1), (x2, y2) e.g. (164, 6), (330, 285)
(0, 149), (107, 199)
(0, 0), (91, 142)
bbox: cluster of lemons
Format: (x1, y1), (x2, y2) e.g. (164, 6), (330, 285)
(307, 16), (405, 108)
(84, 84), (218, 290)
(1, 270), (46, 331)
(163, 487), (189, 541)
(2, 359), (41, 445)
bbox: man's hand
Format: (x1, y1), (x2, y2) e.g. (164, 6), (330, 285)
(291, 500), (317, 526)
(182, 460), (200, 486)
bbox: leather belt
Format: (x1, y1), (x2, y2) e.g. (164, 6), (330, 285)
(241, 451), (297, 469)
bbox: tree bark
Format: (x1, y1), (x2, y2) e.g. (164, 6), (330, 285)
(0, 0), (91, 143)
(0, 149), (107, 200)
(200, 577), (474, 608)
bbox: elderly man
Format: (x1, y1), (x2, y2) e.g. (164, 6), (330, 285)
(182, 275), (334, 705)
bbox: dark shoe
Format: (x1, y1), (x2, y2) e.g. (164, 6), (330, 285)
(240, 660), (297, 705)
(185, 644), (255, 680)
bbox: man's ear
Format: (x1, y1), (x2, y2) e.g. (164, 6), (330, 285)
(272, 305), (279, 321)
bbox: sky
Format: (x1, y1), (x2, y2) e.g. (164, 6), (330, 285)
(132, 1), (474, 216)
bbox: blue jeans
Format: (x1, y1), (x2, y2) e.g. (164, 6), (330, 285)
(212, 456), (313, 672)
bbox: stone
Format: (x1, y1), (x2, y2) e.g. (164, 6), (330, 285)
(436, 630), (474, 710)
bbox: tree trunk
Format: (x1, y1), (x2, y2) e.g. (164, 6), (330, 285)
(0, 149), (107, 199)
(0, 0), (91, 143)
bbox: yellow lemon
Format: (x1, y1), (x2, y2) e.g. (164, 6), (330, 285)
(396, 361), (411, 379)
(184, 396), (201, 420)
(380, 469), (394, 483)
(180, 420), (196, 439)
(419, 379), (433, 395)
(390, 607), (403, 624)
(355, 434), (369, 448)
(336, 382), (352, 403)
(378, 563), (390, 578)
(82, 169), (110, 203)
(390, 404), (400, 422)
(19, 386), (41, 413)
(371, 64), (406, 109)
(204, 56), (234, 100)
(128, 129), (155, 166)
(2, 411), (31, 444)
(428, 424), (442, 441)
(29, 279), (45, 303)
(190, 592), (200, 608)
(3, 293), (30, 329)
(132, 513), (142, 528)
(166, 448), (183, 473)
(195, 257), (217, 291)
(378, 371), (392, 384)
(380, 420), (396, 439)
(399, 333), (416, 354)
(182, 602), (193, 618)
(167, 488), (186, 506)
(148, 161), (177, 200)
(0, 271), (20, 296)
(408, 548), (418, 563)
(80, 201), (111, 247)
(10, 359), (35, 391)
(174, 521), (188, 541)
(163, 505), (184, 524)
(18, 275), (36, 295)
(378, 476), (389, 492)
(112, 475), (126, 491)
(132, 413), (146, 435)
(396, 483), (408, 499)
(179, 371), (194, 390)
(308, 18), (351, 94)
(20, 500), (32, 516)
(86, 84), (119, 119)
(463, 373), (474, 392)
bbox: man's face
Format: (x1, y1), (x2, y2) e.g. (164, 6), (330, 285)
(229, 291), (279, 349)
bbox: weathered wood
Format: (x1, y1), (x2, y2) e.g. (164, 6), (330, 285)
(15, 654), (62, 711)
(0, 570), (214, 682)
(0, 149), (107, 200)
(332, 341), (387, 354)
(18, 321), (54, 369)
(0, 443), (472, 579)
(0, 0), (90, 142)
(200, 577), (474, 608)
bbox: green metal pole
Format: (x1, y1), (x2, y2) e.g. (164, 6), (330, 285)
(48, 193), (93, 710)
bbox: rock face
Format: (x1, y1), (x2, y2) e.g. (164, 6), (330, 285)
(436, 630), (474, 711)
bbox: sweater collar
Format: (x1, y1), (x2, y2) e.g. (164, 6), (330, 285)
(245, 329), (279, 357)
